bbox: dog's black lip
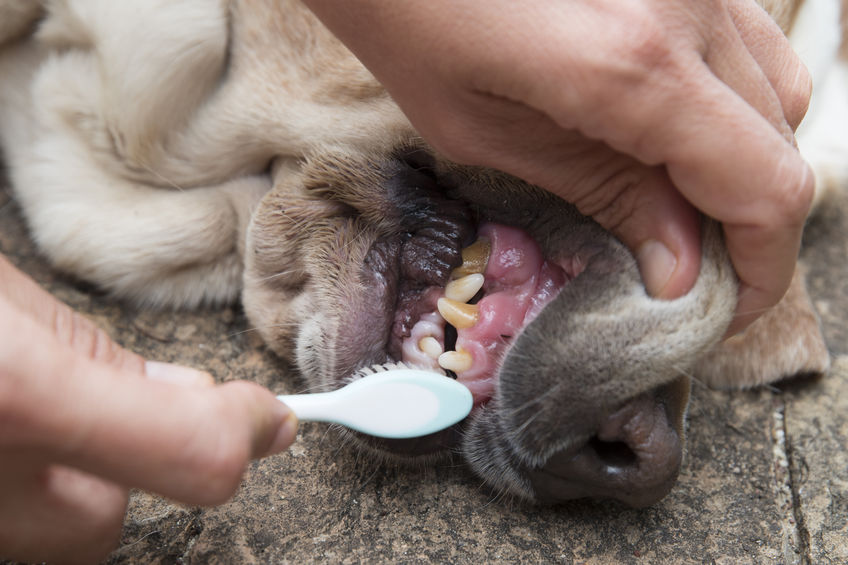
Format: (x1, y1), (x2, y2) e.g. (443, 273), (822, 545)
(386, 218), (478, 361)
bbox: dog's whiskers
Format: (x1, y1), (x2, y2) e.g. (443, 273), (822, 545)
(734, 305), (779, 318)
(509, 409), (543, 443)
(226, 322), (293, 338)
(670, 363), (708, 390)
(342, 226), (368, 252)
(245, 269), (300, 283)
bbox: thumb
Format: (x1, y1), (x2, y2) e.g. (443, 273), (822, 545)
(603, 167), (703, 301)
(1, 254), (300, 505)
(7, 309), (299, 507)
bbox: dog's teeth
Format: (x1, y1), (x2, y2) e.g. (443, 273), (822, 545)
(452, 239), (491, 278)
(418, 336), (443, 359)
(445, 273), (484, 303)
(437, 297), (479, 329)
(438, 349), (473, 373)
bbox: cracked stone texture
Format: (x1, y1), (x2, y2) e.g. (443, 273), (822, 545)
(1, 178), (846, 564)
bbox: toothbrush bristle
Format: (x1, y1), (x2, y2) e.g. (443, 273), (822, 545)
(352, 361), (413, 379)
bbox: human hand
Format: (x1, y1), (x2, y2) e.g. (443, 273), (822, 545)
(0, 255), (297, 564)
(305, 0), (814, 335)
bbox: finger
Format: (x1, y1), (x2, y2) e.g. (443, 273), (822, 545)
(702, 7), (795, 143)
(649, 68), (815, 333)
(482, 61), (811, 332)
(4, 314), (298, 506)
(0, 254), (145, 374)
(727, 0), (813, 130)
(722, 219), (806, 336)
(0, 463), (128, 564)
(145, 359), (216, 387)
(431, 95), (703, 300)
(1, 254), (212, 384)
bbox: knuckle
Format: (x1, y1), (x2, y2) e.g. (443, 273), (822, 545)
(199, 463), (247, 505)
(188, 392), (254, 504)
(787, 166), (816, 221)
(193, 435), (250, 505)
(784, 62), (813, 129)
(767, 155), (815, 226)
(597, 7), (679, 83)
(53, 304), (130, 366)
(623, 22), (674, 70)
(190, 444), (249, 505)
(571, 164), (646, 232)
(53, 305), (95, 352)
(87, 325), (122, 364)
(35, 472), (128, 564)
(566, 17), (683, 144)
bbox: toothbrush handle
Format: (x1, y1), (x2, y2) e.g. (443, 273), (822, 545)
(277, 392), (338, 422)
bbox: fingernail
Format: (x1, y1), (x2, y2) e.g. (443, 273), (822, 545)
(637, 240), (677, 298)
(145, 361), (215, 387)
(268, 403), (298, 455)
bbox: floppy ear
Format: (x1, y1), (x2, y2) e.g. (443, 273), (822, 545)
(0, 1), (42, 46)
(694, 263), (830, 389)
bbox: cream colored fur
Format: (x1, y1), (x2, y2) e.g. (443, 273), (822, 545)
(0, 0), (408, 307)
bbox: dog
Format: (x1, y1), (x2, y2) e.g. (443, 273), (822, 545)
(0, 0), (838, 507)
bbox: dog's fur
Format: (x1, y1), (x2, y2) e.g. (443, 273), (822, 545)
(0, 0), (839, 506)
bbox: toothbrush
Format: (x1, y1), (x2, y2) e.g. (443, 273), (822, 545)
(277, 365), (473, 439)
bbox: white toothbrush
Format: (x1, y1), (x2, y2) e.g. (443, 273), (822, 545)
(277, 366), (473, 439)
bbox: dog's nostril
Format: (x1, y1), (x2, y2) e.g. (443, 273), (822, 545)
(528, 389), (687, 507)
(588, 437), (637, 469)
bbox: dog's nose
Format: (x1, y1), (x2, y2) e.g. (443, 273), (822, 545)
(527, 389), (685, 507)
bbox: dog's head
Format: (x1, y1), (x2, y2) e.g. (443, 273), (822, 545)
(239, 133), (828, 507)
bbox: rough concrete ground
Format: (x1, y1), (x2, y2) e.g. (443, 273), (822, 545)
(1, 177), (846, 564)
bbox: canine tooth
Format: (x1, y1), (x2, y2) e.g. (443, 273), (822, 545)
(438, 349), (473, 373)
(437, 297), (479, 329)
(418, 336), (443, 359)
(445, 273), (485, 303)
(453, 239), (491, 278)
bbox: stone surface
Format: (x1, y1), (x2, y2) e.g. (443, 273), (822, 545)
(1, 179), (846, 564)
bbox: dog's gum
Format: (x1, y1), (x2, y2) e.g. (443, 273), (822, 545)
(478, 223), (545, 289)
(401, 311), (445, 371)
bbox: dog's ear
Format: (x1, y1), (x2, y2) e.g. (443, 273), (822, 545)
(694, 263), (830, 389)
(0, 1), (42, 46)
